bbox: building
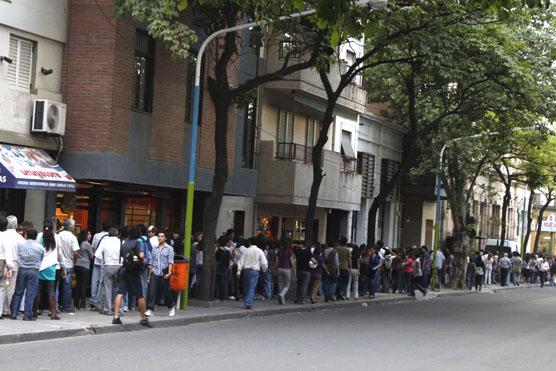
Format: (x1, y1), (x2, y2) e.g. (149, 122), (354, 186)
(401, 170), (530, 252)
(354, 111), (404, 247)
(0, 0), (75, 227)
(59, 0), (257, 238)
(256, 38), (365, 243)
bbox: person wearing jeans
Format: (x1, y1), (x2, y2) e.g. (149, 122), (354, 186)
(336, 238), (351, 300)
(57, 220), (80, 312)
(9, 229), (43, 320)
(95, 227), (121, 315)
(90, 223), (109, 310)
(275, 241), (294, 304)
(237, 240), (268, 310)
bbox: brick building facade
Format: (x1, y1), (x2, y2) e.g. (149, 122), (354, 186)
(59, 0), (257, 239)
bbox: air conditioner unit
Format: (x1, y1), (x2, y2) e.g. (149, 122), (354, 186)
(31, 99), (66, 136)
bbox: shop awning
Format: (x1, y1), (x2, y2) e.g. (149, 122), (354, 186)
(0, 144), (76, 192)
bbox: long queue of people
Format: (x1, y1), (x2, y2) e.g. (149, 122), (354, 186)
(3, 215), (554, 322)
(465, 250), (556, 290)
(192, 234), (556, 309)
(189, 233), (433, 310)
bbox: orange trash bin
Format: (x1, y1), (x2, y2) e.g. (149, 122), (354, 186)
(170, 257), (190, 291)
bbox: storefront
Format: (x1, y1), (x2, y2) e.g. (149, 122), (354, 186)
(54, 181), (184, 235)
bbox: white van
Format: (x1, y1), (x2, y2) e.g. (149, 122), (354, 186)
(483, 239), (520, 255)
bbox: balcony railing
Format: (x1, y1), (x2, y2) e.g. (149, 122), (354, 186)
(276, 142), (312, 163)
(341, 156), (357, 173)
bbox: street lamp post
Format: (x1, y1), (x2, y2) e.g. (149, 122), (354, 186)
(180, 0), (386, 309)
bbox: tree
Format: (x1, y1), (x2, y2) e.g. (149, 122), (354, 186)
(116, 0), (331, 301)
(364, 4), (556, 288)
(304, 0), (513, 245)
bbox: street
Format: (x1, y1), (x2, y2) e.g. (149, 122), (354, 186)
(1, 288), (554, 370)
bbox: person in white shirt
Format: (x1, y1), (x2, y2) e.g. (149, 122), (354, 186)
(147, 226), (159, 249)
(57, 220), (80, 312)
(95, 227), (121, 315)
(0, 215), (25, 317)
(90, 221), (110, 310)
(237, 239), (268, 310)
(436, 249), (446, 287)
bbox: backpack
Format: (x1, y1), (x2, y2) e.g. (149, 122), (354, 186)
(325, 250), (338, 276)
(122, 242), (143, 274)
(383, 256), (392, 271)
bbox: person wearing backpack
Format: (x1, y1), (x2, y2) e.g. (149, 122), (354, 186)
(381, 248), (393, 293)
(323, 244), (339, 302)
(112, 226), (151, 327)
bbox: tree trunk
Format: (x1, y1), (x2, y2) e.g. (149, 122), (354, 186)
(522, 190), (534, 254)
(533, 193), (553, 254)
(304, 143), (325, 245)
(499, 182), (512, 248)
(303, 72), (338, 246)
(199, 94), (230, 301)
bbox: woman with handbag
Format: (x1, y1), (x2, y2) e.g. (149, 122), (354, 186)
(309, 248), (327, 304)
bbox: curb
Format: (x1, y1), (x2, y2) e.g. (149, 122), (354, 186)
(0, 296), (413, 346)
(434, 284), (536, 298)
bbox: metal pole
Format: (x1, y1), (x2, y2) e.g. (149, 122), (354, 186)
(431, 144), (447, 291)
(521, 186), (527, 256)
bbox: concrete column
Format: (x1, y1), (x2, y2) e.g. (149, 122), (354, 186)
(44, 191), (57, 224)
(345, 210), (353, 242)
(24, 190), (46, 228)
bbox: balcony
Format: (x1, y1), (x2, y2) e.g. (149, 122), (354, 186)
(264, 45), (367, 113)
(340, 157), (357, 174)
(258, 141), (361, 211)
(276, 142), (312, 163)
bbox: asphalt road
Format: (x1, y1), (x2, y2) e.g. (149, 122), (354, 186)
(1, 288), (555, 370)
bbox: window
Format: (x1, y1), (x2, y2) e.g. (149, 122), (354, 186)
(7, 35), (34, 91)
(184, 52), (205, 125)
(357, 152), (375, 199)
(242, 99), (257, 168)
(306, 118), (321, 148)
(279, 33), (299, 59)
(340, 130), (355, 158)
(380, 159), (401, 201)
(345, 50), (362, 86)
(277, 109), (294, 143)
(133, 30), (154, 112)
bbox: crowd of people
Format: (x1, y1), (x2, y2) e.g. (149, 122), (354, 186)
(0, 216), (185, 326)
(190, 233), (434, 309)
(2, 215), (556, 323)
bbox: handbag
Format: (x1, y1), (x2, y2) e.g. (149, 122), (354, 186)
(309, 257), (318, 269)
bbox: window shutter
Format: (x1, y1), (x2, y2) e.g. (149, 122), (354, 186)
(307, 119), (315, 148)
(278, 110), (286, 143)
(286, 111), (294, 143)
(359, 152), (375, 199)
(7, 35), (33, 91)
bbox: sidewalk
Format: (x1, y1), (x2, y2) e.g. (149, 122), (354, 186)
(0, 293), (410, 345)
(0, 284), (541, 345)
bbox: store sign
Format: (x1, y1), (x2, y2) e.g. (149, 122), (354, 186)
(0, 144), (76, 192)
(535, 220), (556, 233)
